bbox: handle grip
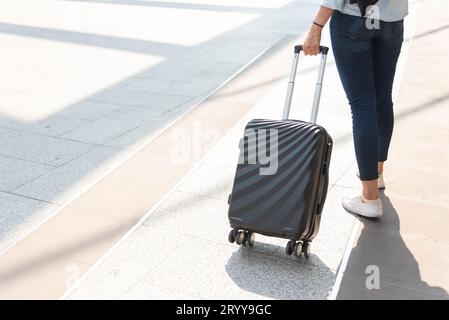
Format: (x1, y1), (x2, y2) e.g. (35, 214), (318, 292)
(295, 45), (329, 55)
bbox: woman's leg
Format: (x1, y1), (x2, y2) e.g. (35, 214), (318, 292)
(330, 12), (379, 199)
(373, 20), (404, 170)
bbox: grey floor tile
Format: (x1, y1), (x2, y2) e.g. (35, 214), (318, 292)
(333, 162), (358, 189)
(72, 225), (194, 297)
(0, 127), (93, 166)
(0, 191), (60, 253)
(0, 115), (91, 137)
(177, 163), (235, 200)
(12, 146), (130, 204)
(0, 156), (54, 192)
(61, 107), (165, 145)
(146, 238), (335, 300)
(58, 101), (122, 121)
(143, 191), (232, 245)
(123, 79), (218, 98)
(89, 89), (193, 111)
(104, 125), (162, 151)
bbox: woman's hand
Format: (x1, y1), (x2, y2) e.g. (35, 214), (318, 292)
(303, 24), (323, 56)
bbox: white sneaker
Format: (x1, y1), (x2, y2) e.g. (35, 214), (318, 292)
(342, 194), (383, 218)
(378, 174), (385, 189)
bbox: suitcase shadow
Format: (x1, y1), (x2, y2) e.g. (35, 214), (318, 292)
(337, 191), (449, 299)
(224, 242), (335, 300)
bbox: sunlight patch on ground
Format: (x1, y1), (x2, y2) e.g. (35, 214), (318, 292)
(0, 0), (264, 46)
(0, 33), (163, 122)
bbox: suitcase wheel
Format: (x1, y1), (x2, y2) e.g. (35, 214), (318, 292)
(232, 230), (255, 247)
(247, 232), (255, 247)
(303, 241), (312, 258)
(294, 242), (303, 257)
(286, 240), (296, 256)
(286, 240), (312, 258)
(235, 231), (245, 245)
(228, 229), (238, 243)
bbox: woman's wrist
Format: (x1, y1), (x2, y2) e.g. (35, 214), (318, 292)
(310, 23), (323, 33)
(313, 21), (325, 28)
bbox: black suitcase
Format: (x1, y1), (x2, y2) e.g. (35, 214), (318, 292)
(227, 45), (333, 258)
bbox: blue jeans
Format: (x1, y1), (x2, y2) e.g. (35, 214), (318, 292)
(330, 11), (404, 181)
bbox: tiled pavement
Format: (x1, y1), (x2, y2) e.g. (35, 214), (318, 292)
(1, 0), (447, 300)
(64, 1), (422, 299)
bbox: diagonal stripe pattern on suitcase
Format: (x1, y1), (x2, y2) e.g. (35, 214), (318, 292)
(228, 118), (332, 240)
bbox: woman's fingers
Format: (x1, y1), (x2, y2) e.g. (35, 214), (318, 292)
(303, 45), (320, 56)
(303, 25), (323, 56)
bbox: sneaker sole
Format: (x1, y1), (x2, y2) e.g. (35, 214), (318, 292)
(341, 202), (382, 218)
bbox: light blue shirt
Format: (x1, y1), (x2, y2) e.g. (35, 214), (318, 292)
(321, 0), (408, 22)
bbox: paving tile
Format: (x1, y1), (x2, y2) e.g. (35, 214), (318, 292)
(13, 146), (129, 204)
(177, 163), (235, 200)
(214, 74), (283, 104)
(137, 61), (212, 82)
(70, 176), (167, 222)
(0, 127), (93, 166)
(110, 152), (195, 188)
(137, 104), (248, 161)
(0, 192), (60, 253)
(68, 284), (198, 300)
(334, 162), (359, 189)
(147, 238), (335, 300)
(20, 206), (132, 265)
(71, 226), (193, 297)
(344, 227), (449, 296)
(57, 101), (122, 121)
(104, 125), (163, 151)
(395, 87), (449, 128)
(89, 89), (193, 111)
(61, 107), (166, 145)
(0, 114), (91, 137)
(123, 79), (218, 98)
(0, 156), (54, 192)
(0, 244), (90, 300)
(384, 166), (449, 207)
(387, 121), (449, 177)
(360, 193), (449, 245)
(337, 273), (449, 300)
(123, 281), (201, 300)
(143, 191), (232, 245)
(203, 135), (242, 168)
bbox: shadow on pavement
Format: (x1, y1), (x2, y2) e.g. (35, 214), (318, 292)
(337, 192), (448, 299)
(225, 242), (335, 300)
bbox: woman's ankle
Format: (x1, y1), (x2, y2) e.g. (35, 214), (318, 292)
(362, 179), (379, 200)
(362, 193), (379, 201)
(378, 161), (384, 175)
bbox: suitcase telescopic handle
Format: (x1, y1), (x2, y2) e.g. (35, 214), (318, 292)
(282, 45), (329, 123)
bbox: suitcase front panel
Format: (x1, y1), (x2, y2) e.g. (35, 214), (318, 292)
(228, 119), (329, 239)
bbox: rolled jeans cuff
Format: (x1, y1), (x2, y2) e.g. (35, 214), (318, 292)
(359, 174), (379, 181)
